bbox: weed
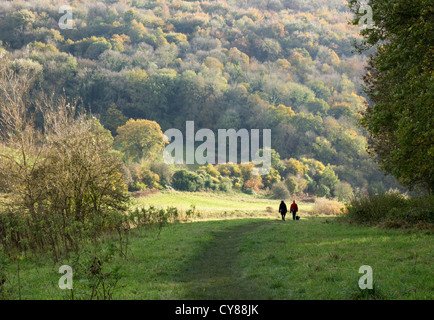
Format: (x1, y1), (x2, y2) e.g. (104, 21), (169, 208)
(68, 244), (123, 300)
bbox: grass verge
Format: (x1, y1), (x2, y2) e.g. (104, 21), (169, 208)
(1, 217), (432, 299)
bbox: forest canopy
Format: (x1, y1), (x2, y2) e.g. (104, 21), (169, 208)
(0, 0), (401, 197)
(349, 0), (433, 193)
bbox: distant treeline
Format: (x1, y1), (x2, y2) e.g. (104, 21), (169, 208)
(0, 0), (400, 195)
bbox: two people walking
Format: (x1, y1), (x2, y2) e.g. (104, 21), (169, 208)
(279, 200), (298, 221)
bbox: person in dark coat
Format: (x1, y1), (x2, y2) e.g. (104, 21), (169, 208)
(279, 200), (287, 221)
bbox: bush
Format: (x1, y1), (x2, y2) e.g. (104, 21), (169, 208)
(201, 164), (220, 177)
(284, 176), (297, 194)
(141, 167), (161, 189)
(199, 172), (219, 191)
(216, 164), (232, 176)
(219, 177), (233, 192)
(344, 191), (407, 224)
(262, 168), (281, 189)
(68, 244), (123, 300)
(243, 177), (263, 194)
(150, 162), (173, 187)
(128, 206), (180, 237)
(0, 103), (129, 259)
(317, 184), (331, 198)
(334, 181), (354, 202)
(271, 182), (291, 200)
(0, 249), (9, 299)
(344, 191), (434, 228)
(312, 198), (344, 216)
(172, 170), (204, 192)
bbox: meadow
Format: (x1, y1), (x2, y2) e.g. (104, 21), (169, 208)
(133, 190), (315, 219)
(0, 192), (432, 300)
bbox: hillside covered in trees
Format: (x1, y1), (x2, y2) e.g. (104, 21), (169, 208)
(0, 0), (400, 199)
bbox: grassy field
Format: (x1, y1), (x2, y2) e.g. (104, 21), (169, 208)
(133, 190), (315, 219)
(0, 192), (432, 300)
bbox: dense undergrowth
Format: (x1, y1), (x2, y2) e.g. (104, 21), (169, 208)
(343, 191), (434, 230)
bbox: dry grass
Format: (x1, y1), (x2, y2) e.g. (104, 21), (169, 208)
(312, 197), (344, 216)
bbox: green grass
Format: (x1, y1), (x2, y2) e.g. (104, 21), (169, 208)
(132, 190), (314, 219)
(1, 217), (432, 300)
(235, 218), (433, 299)
(0, 191), (431, 300)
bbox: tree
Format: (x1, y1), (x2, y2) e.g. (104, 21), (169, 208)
(262, 168), (281, 189)
(85, 40), (112, 59)
(317, 185), (331, 198)
(284, 176), (297, 194)
(349, 0), (434, 192)
(101, 104), (128, 135)
(313, 137), (337, 164)
(172, 170), (203, 192)
(270, 149), (285, 175)
(334, 181), (354, 202)
(115, 119), (166, 163)
(271, 182), (291, 200)
(282, 158), (307, 177)
(306, 98), (330, 115)
(319, 164), (339, 191)
(256, 38), (282, 61)
(150, 161), (173, 187)
(0, 0), (405, 196)
(41, 104), (129, 221)
(0, 58), (129, 255)
(12, 9), (36, 33)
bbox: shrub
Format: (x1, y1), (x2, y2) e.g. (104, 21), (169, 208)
(312, 198), (344, 216)
(0, 249), (9, 299)
(219, 177), (233, 192)
(239, 163), (254, 181)
(199, 172), (219, 191)
(172, 170), (204, 192)
(281, 158), (307, 177)
(317, 184), (331, 198)
(128, 206), (180, 236)
(271, 182), (291, 200)
(127, 163), (142, 191)
(201, 164), (220, 177)
(262, 168), (281, 189)
(344, 191), (434, 228)
(68, 244), (123, 300)
(216, 164), (232, 176)
(0, 101), (129, 259)
(344, 191), (407, 224)
(284, 176), (297, 194)
(334, 181), (354, 202)
(243, 177), (263, 194)
(141, 167), (161, 189)
(149, 162), (173, 187)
